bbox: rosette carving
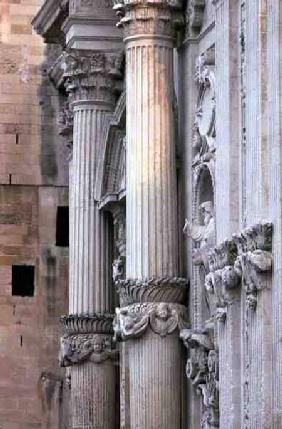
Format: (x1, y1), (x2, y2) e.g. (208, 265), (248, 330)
(116, 277), (188, 306)
(114, 303), (189, 340)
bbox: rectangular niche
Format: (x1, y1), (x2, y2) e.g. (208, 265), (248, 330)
(56, 206), (69, 247)
(12, 265), (35, 297)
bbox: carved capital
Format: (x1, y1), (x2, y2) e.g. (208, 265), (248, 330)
(114, 302), (188, 340)
(64, 50), (124, 104)
(113, 0), (184, 39)
(116, 277), (188, 306)
(59, 333), (118, 367)
(180, 329), (219, 428)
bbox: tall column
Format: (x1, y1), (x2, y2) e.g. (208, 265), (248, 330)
(113, 2), (188, 428)
(60, 51), (121, 429)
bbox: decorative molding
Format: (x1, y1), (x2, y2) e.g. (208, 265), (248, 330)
(59, 333), (118, 366)
(180, 329), (219, 428)
(64, 50), (124, 104)
(114, 302), (188, 340)
(70, 0), (113, 14)
(32, 0), (69, 43)
(116, 277), (188, 307)
(57, 100), (74, 160)
(60, 313), (115, 335)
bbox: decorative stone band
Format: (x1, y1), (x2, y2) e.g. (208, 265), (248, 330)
(180, 328), (219, 428)
(113, 0), (183, 39)
(205, 222), (273, 316)
(116, 277), (188, 306)
(114, 302), (189, 341)
(59, 333), (118, 367)
(61, 313), (115, 335)
(59, 314), (117, 367)
(63, 50), (123, 104)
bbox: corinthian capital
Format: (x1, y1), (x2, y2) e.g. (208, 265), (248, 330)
(64, 50), (124, 104)
(113, 0), (184, 39)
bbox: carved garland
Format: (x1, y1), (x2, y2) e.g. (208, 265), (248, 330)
(114, 302), (189, 341)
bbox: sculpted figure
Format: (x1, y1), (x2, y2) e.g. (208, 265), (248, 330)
(183, 201), (215, 266)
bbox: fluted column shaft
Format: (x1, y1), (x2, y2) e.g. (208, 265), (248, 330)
(61, 51), (121, 429)
(70, 105), (113, 315)
(114, 3), (187, 428)
(126, 38), (178, 278)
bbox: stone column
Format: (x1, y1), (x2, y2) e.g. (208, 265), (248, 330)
(60, 51), (122, 429)
(114, 2), (188, 428)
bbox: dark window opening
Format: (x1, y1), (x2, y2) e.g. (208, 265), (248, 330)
(12, 265), (35, 297)
(56, 206), (69, 247)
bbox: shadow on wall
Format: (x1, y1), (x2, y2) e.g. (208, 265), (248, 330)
(39, 44), (59, 184)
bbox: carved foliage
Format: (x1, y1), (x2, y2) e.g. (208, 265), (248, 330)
(181, 329), (219, 428)
(114, 303), (189, 340)
(233, 222), (273, 309)
(64, 51), (123, 102)
(205, 222), (273, 316)
(113, 1), (183, 38)
(116, 277), (188, 307)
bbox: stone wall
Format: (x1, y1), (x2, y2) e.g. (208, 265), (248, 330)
(0, 1), (68, 428)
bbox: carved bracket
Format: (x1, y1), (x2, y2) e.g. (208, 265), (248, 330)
(114, 302), (189, 341)
(180, 329), (219, 428)
(205, 222), (273, 316)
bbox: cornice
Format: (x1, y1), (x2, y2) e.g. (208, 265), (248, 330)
(32, 0), (69, 43)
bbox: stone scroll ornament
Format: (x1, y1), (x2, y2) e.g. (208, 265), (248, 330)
(59, 314), (118, 367)
(180, 329), (219, 429)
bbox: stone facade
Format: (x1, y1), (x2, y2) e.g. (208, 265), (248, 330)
(0, 0), (281, 427)
(0, 1), (69, 428)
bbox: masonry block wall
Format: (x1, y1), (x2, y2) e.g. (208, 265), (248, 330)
(0, 1), (69, 428)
